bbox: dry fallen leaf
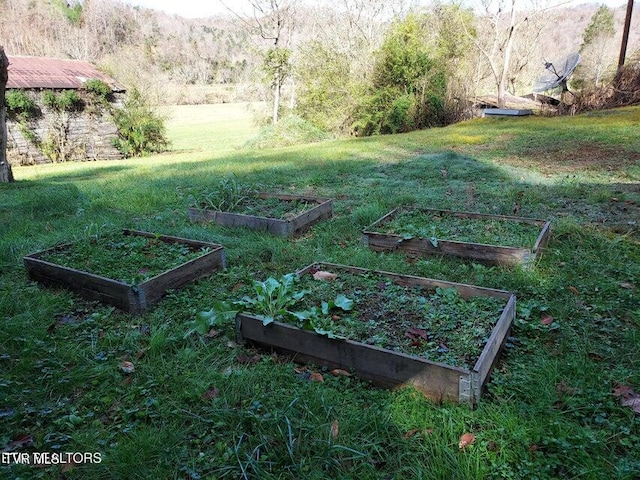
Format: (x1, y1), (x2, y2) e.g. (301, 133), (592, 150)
(458, 432), (476, 449)
(236, 354), (263, 365)
(330, 420), (339, 439)
(403, 429), (419, 439)
(619, 282), (635, 290)
(313, 271), (338, 281)
(621, 396), (640, 413)
(329, 369), (351, 377)
(119, 361), (135, 374)
(568, 286), (580, 295)
(309, 372), (324, 382)
(613, 384), (634, 397)
(405, 327), (429, 340)
(201, 386), (220, 400)
(3, 434), (34, 452)
(541, 315), (554, 325)
(206, 328), (222, 338)
(613, 383), (640, 414)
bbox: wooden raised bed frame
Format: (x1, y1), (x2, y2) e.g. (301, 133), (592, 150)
(236, 262), (516, 406)
(362, 207), (551, 266)
(188, 193), (333, 237)
(24, 230), (226, 313)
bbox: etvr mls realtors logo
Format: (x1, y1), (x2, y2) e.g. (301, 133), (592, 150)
(1, 452), (102, 466)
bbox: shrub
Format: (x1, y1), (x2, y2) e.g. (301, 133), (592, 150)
(42, 90), (83, 111)
(84, 79), (112, 105)
(294, 41), (359, 134)
(243, 114), (332, 149)
(5, 90), (37, 120)
(349, 14), (447, 136)
(112, 88), (170, 157)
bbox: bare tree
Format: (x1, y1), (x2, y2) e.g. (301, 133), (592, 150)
(466, 0), (571, 108)
(221, 0), (299, 124)
(1, 46), (14, 183)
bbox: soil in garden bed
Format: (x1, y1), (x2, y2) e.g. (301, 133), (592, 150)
(39, 233), (213, 285)
(291, 268), (506, 369)
(383, 209), (543, 246)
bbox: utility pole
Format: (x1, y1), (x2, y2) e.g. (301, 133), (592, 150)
(618, 0), (634, 69)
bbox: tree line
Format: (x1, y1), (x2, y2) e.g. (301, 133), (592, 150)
(0, 0), (638, 138)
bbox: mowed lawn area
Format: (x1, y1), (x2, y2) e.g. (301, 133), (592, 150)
(1, 103), (638, 479)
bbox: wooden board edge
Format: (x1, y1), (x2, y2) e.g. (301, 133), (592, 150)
(532, 221), (552, 254)
(139, 248), (226, 306)
(123, 229), (224, 251)
(297, 262), (513, 300)
(236, 312), (468, 403)
(473, 294), (517, 387)
(23, 257), (138, 311)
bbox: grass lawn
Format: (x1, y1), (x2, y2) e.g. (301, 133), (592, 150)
(1, 104), (638, 479)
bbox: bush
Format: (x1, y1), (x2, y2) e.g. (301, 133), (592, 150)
(5, 90), (37, 120)
(112, 88), (170, 157)
(295, 41), (359, 134)
(349, 14), (447, 136)
(243, 114), (332, 149)
(42, 90), (82, 111)
(84, 79), (112, 105)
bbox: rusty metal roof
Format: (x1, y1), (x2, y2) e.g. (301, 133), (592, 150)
(6, 56), (124, 91)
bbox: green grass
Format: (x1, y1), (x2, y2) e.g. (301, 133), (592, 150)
(1, 104), (639, 479)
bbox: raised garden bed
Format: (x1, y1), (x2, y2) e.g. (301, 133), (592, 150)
(235, 262), (516, 405)
(188, 193), (333, 236)
(24, 229), (226, 313)
(363, 207), (551, 266)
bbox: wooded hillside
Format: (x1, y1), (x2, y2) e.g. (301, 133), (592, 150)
(0, 0), (638, 128)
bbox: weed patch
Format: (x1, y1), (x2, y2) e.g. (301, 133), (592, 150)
(38, 231), (212, 285)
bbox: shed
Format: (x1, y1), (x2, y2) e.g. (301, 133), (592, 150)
(5, 55), (125, 165)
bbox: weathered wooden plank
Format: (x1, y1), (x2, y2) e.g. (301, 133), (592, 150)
(296, 262), (513, 300)
(473, 294), (517, 386)
(366, 234), (530, 266)
(188, 194), (333, 237)
(23, 257), (135, 311)
(532, 221), (552, 254)
(140, 247), (226, 307)
(483, 108), (533, 116)
(237, 313), (467, 404)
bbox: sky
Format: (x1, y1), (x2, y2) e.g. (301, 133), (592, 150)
(124, 0), (630, 20)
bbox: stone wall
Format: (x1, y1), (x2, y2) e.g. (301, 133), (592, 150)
(6, 91), (125, 165)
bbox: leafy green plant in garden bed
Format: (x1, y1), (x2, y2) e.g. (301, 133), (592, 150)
(189, 177), (315, 220)
(39, 232), (211, 285)
(191, 270), (504, 369)
(187, 273), (354, 337)
(384, 208), (544, 246)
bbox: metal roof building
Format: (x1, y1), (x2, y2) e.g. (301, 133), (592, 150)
(6, 56), (124, 91)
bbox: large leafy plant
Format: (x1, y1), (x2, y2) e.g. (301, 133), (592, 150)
(187, 274), (353, 337)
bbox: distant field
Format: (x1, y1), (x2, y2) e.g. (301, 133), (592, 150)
(162, 102), (263, 153)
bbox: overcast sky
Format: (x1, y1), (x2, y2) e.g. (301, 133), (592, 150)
(124, 0), (630, 20)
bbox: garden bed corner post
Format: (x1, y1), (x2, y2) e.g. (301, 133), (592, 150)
(459, 373), (481, 406)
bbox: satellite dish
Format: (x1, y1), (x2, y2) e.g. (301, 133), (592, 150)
(532, 53), (581, 93)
